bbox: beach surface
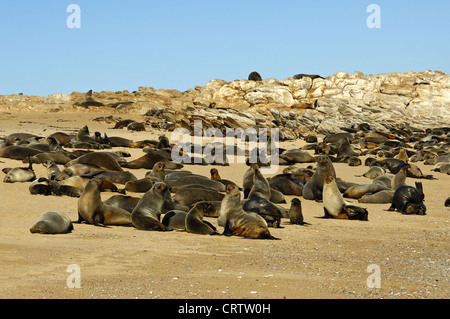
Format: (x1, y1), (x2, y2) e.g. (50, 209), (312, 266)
(0, 111), (448, 299)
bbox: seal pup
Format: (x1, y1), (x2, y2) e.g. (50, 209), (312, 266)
(322, 176), (368, 220)
(218, 183), (278, 239)
(302, 155), (336, 201)
(76, 178), (132, 226)
(185, 202), (218, 235)
(161, 210), (188, 231)
(131, 182), (172, 231)
(388, 182), (426, 215)
(30, 211), (73, 234)
(288, 198), (310, 225)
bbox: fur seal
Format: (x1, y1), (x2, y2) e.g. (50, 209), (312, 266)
(62, 163), (104, 176)
(356, 166), (386, 179)
(103, 195), (140, 213)
(445, 197), (450, 207)
(166, 175), (226, 192)
(125, 153), (182, 170)
(0, 145), (43, 160)
(282, 165), (314, 180)
(322, 176), (368, 220)
(65, 152), (124, 172)
(145, 161), (166, 180)
(248, 165), (271, 201)
(391, 162), (409, 190)
(161, 210), (188, 231)
(25, 151), (72, 165)
(29, 177), (52, 196)
(2, 160), (35, 183)
(268, 174), (304, 196)
(358, 190), (395, 204)
(388, 182), (426, 215)
(288, 198), (310, 225)
(82, 169), (137, 185)
(302, 155), (336, 200)
(173, 187), (224, 207)
(125, 176), (156, 193)
(76, 178), (132, 226)
(185, 202), (218, 235)
(30, 211), (73, 234)
(280, 149), (315, 164)
(344, 183), (391, 199)
(131, 182), (172, 231)
(218, 183), (277, 239)
(243, 197), (283, 228)
(42, 160), (70, 181)
(74, 90), (104, 107)
(248, 71), (262, 81)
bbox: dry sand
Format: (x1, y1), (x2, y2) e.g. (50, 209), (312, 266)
(0, 111), (448, 299)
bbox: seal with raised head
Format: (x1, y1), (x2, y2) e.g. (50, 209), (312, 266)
(248, 164), (271, 201)
(76, 178), (132, 226)
(302, 155), (336, 200)
(74, 90), (104, 107)
(322, 175), (369, 220)
(30, 211), (73, 234)
(42, 159), (70, 181)
(388, 182), (426, 215)
(145, 161), (166, 181)
(131, 182), (172, 231)
(218, 183), (278, 239)
(185, 202), (218, 235)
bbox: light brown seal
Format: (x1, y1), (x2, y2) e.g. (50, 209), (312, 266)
(30, 211), (73, 234)
(3, 160), (36, 183)
(65, 151), (124, 172)
(218, 183), (278, 239)
(322, 175), (368, 221)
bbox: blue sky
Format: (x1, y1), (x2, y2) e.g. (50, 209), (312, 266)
(0, 0), (448, 96)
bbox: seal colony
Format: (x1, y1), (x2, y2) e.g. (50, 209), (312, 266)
(1, 113), (449, 241)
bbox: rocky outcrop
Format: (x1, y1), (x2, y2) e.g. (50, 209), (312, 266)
(1, 70), (448, 139)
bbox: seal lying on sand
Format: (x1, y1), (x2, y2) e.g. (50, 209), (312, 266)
(29, 211), (73, 234)
(388, 182), (426, 215)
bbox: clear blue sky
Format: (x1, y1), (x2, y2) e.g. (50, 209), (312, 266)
(0, 0), (448, 96)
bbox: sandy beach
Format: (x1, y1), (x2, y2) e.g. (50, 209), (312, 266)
(0, 111), (448, 300)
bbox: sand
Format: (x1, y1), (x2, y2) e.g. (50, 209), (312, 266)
(0, 111), (448, 299)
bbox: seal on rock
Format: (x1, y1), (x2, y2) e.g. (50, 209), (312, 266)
(29, 211), (73, 234)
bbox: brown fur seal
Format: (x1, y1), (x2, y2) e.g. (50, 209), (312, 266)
(65, 152), (124, 172)
(185, 202), (218, 235)
(131, 182), (172, 231)
(29, 177), (52, 196)
(161, 210), (188, 230)
(104, 195), (140, 213)
(280, 149), (315, 164)
(248, 164), (271, 201)
(126, 153), (182, 170)
(242, 197), (283, 228)
(358, 190), (395, 204)
(218, 183), (278, 239)
(322, 176), (368, 220)
(302, 155), (336, 200)
(391, 163), (409, 190)
(0, 145), (43, 160)
(30, 211), (73, 234)
(356, 166), (386, 179)
(25, 151), (72, 165)
(173, 187), (224, 207)
(3, 160), (35, 183)
(82, 169), (137, 185)
(125, 176), (155, 193)
(42, 160), (70, 181)
(62, 163), (104, 176)
(76, 178), (132, 226)
(74, 90), (104, 107)
(288, 198), (310, 225)
(282, 165), (314, 180)
(344, 183), (391, 199)
(268, 174), (304, 196)
(144, 161), (166, 180)
(388, 182), (426, 215)
(166, 175), (226, 192)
